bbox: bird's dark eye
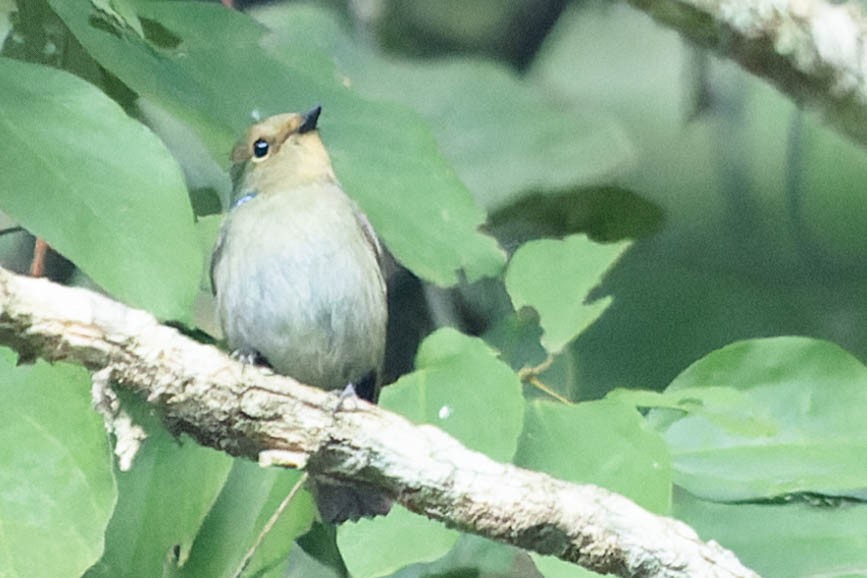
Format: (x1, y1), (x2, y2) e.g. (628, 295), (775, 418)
(252, 139), (269, 159)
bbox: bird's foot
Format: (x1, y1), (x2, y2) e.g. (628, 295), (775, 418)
(230, 349), (273, 375)
(333, 383), (359, 414)
(230, 349), (257, 365)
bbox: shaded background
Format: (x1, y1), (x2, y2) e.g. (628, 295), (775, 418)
(226, 0), (867, 401)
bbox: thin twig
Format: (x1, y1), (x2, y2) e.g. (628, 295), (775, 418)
(517, 355), (573, 404)
(29, 238), (48, 277)
(516, 354), (554, 381)
(233, 472), (309, 578)
(528, 376), (573, 405)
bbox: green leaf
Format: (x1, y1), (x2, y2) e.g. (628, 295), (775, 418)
(180, 461), (314, 578)
(90, 0), (143, 38)
(390, 534), (525, 578)
(483, 308), (548, 372)
(0, 348), (116, 578)
(255, 3), (634, 213)
(505, 234), (628, 354)
(86, 399), (233, 578)
(488, 185), (665, 244)
(389, 534), (520, 578)
(354, 60), (633, 214)
(327, 102), (504, 285)
(653, 337), (867, 501)
(48, 0), (505, 286)
(338, 507), (459, 578)
(340, 329), (523, 576)
(532, 555), (604, 578)
(295, 522), (347, 577)
(674, 490), (867, 578)
(0, 57), (200, 321)
(609, 387), (779, 438)
(520, 400), (672, 578)
(514, 399), (671, 514)
(381, 327), (524, 462)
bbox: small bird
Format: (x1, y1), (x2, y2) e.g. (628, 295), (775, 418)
(211, 106), (391, 523)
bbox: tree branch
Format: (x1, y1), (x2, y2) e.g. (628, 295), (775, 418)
(0, 268), (757, 578)
(627, 0), (867, 147)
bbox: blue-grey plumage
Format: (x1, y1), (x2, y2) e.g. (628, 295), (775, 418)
(212, 108), (391, 522)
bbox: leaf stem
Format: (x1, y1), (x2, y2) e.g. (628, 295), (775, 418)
(518, 355), (573, 404)
(232, 472), (309, 578)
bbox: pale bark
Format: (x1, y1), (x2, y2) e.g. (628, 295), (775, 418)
(0, 268), (757, 578)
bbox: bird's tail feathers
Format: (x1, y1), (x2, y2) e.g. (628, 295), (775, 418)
(308, 477), (393, 524)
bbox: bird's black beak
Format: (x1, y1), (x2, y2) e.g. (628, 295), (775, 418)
(299, 105), (322, 134)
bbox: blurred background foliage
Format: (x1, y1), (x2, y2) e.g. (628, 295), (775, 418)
(3, 0), (867, 576)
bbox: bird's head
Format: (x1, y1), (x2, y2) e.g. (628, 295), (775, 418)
(229, 106), (334, 201)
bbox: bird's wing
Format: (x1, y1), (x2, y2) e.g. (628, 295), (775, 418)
(209, 223), (228, 295)
(352, 204), (385, 273)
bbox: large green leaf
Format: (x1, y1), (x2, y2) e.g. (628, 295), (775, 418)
(48, 0), (504, 286)
(0, 57), (200, 321)
(180, 461), (314, 578)
(533, 556), (604, 578)
(338, 328), (523, 576)
(505, 235), (628, 354)
(381, 327), (524, 462)
(652, 337), (867, 501)
(0, 348), (116, 578)
(519, 399), (670, 578)
(675, 490), (867, 578)
(85, 399), (233, 578)
(255, 3), (634, 213)
(516, 399), (672, 576)
(514, 399), (671, 514)
(338, 507), (459, 578)
(367, 59), (632, 214)
(388, 534), (520, 578)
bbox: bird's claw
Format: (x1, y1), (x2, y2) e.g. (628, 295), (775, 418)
(231, 349), (273, 375)
(231, 349), (258, 365)
(333, 383), (359, 414)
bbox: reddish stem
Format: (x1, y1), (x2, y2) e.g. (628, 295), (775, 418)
(30, 238), (48, 278)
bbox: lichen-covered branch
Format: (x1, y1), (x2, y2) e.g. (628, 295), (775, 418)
(627, 0), (867, 147)
(0, 268), (757, 578)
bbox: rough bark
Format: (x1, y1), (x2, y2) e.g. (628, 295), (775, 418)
(0, 268), (757, 578)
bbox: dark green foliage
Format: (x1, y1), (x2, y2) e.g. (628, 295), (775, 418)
(2, 1), (867, 577)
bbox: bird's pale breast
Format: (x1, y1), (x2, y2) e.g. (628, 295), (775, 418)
(212, 181), (386, 390)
